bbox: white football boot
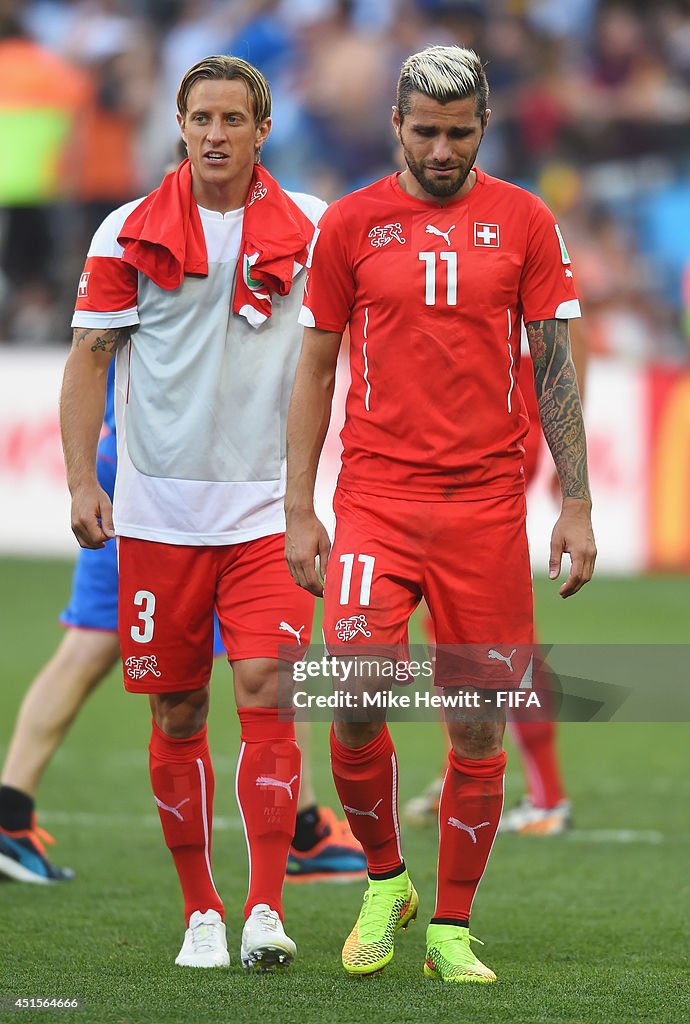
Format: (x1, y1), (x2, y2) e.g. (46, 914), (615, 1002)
(175, 909), (230, 967)
(240, 904), (296, 972)
(499, 797), (572, 835)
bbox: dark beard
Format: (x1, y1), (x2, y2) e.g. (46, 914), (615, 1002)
(402, 138), (481, 199)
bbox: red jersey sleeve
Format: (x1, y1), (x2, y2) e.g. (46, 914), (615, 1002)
(72, 203), (140, 329)
(519, 197), (580, 323)
(299, 202), (355, 332)
(74, 256), (138, 318)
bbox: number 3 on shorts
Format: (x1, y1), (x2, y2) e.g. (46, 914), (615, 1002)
(339, 553), (375, 606)
(131, 589), (156, 643)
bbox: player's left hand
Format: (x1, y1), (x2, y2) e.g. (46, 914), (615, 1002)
(549, 498), (597, 598)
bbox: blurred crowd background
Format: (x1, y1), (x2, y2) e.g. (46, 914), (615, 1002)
(1, 0), (689, 362)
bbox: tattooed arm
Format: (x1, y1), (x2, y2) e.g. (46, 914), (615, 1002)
(526, 318), (596, 597)
(60, 327), (129, 549)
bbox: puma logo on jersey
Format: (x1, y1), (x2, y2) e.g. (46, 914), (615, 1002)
(426, 224), (455, 246)
(154, 796), (190, 822)
(448, 817), (491, 843)
(368, 223), (406, 248)
(279, 621), (305, 644)
(487, 647), (517, 672)
(256, 774), (299, 799)
(343, 798), (383, 820)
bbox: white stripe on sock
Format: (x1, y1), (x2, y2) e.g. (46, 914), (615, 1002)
(196, 756), (222, 903)
(391, 751), (403, 862)
(434, 767), (450, 914)
(234, 741), (251, 897)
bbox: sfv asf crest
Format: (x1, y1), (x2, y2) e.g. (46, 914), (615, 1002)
(335, 615), (372, 641)
(369, 223), (406, 248)
(125, 654), (162, 680)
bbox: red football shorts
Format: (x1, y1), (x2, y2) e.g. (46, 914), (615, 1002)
(118, 533), (314, 693)
(322, 488), (534, 688)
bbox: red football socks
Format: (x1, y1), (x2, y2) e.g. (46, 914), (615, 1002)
(330, 724), (404, 875)
(148, 720), (223, 924)
(434, 749), (506, 922)
(509, 719), (564, 808)
(235, 707), (301, 921)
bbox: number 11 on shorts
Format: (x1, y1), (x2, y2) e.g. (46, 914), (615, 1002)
(339, 553), (375, 606)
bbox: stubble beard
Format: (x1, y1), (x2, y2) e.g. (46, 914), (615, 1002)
(402, 137), (482, 200)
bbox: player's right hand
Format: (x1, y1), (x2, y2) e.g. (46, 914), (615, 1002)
(285, 509), (331, 597)
(549, 498), (596, 598)
(70, 485), (115, 549)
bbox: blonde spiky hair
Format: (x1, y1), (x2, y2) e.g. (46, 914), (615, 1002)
(396, 46), (489, 122)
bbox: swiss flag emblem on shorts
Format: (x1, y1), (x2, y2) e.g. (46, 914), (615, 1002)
(473, 223), (500, 247)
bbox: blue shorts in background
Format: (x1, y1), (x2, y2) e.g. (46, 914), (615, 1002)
(59, 431), (225, 656)
(59, 432), (118, 632)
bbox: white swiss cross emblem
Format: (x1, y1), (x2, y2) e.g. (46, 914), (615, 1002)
(474, 223), (500, 247)
(78, 272), (90, 297)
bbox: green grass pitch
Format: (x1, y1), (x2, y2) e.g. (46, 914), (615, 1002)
(0, 558), (688, 1023)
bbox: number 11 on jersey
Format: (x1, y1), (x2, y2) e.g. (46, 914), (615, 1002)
(418, 251), (458, 306)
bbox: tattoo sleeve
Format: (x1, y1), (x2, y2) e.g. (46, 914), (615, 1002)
(526, 318), (591, 502)
(73, 327), (130, 353)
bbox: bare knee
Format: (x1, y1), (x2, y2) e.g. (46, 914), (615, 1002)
(55, 629), (121, 686)
(150, 687), (209, 737)
(447, 718), (505, 759)
(334, 719), (385, 749)
(232, 658), (279, 707)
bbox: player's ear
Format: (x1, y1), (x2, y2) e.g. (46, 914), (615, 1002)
(176, 112), (186, 145)
(255, 117), (271, 153)
(392, 106), (402, 138)
(483, 108), (491, 130)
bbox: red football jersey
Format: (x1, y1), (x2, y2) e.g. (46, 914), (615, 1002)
(300, 170), (580, 500)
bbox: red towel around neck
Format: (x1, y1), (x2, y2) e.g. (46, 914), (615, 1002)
(118, 160), (207, 288)
(117, 160), (314, 328)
